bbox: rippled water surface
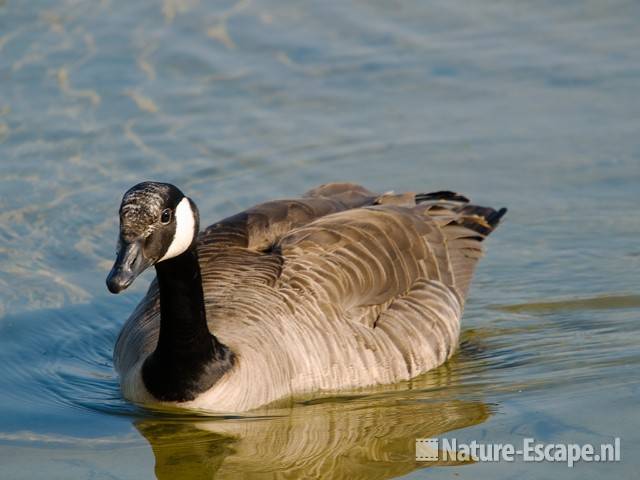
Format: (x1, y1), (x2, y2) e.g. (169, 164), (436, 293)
(1, 0), (639, 478)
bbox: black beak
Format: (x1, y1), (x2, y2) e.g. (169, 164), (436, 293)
(106, 239), (152, 294)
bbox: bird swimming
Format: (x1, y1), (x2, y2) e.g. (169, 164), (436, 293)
(107, 182), (506, 412)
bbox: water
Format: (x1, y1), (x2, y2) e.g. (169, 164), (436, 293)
(1, 0), (639, 478)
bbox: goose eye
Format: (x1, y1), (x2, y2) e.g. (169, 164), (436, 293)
(160, 208), (172, 224)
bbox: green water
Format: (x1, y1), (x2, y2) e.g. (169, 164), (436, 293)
(1, 0), (639, 478)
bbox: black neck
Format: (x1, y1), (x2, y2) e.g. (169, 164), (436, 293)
(141, 247), (234, 402)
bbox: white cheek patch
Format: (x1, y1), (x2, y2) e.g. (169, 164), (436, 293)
(158, 197), (195, 262)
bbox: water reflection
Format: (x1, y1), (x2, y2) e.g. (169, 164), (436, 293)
(493, 294), (640, 313)
(134, 362), (490, 479)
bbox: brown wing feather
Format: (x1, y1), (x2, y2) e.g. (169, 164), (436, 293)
(276, 198), (505, 321)
(199, 183), (379, 252)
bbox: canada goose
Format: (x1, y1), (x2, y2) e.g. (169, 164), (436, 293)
(107, 182), (506, 412)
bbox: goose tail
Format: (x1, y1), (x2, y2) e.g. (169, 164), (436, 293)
(415, 190), (506, 298)
(415, 190), (507, 238)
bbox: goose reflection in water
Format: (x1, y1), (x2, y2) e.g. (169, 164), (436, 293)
(133, 355), (491, 479)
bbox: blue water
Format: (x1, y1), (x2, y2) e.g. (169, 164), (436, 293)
(1, 0), (639, 478)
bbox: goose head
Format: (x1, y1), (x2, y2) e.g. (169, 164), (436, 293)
(106, 182), (199, 294)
